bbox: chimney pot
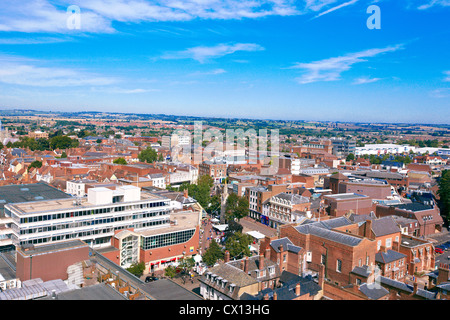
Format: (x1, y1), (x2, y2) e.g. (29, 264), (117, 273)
(295, 283), (301, 296)
(259, 254), (264, 270)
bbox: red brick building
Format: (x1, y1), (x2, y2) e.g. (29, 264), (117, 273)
(16, 240), (90, 282)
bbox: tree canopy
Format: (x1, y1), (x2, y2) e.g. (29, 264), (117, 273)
(138, 147), (158, 163)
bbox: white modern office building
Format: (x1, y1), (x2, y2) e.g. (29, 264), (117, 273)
(355, 144), (416, 156)
(3, 185), (171, 249)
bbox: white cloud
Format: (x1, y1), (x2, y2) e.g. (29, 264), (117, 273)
(0, 57), (118, 87)
(353, 76), (382, 84)
(0, 0), (303, 33)
(311, 0), (358, 19)
(444, 70), (450, 82)
(0, 0), (113, 33)
(189, 68), (227, 76)
(162, 43), (264, 63)
(289, 44), (403, 84)
(417, 0), (450, 10)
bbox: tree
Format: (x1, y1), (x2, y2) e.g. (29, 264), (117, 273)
(202, 239), (224, 266)
(225, 193), (249, 222)
(346, 153), (355, 161)
(224, 232), (253, 260)
(438, 170), (450, 225)
(126, 261), (145, 277)
(164, 265), (177, 279)
(138, 147), (158, 163)
(113, 157), (127, 165)
(28, 160), (42, 171)
(49, 135), (79, 150)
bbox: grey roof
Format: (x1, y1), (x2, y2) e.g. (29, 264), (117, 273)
(371, 216), (401, 236)
(42, 283), (126, 300)
(270, 238), (302, 254)
(295, 224), (363, 247)
(375, 250), (407, 264)
(351, 265), (373, 278)
(272, 192), (310, 204)
(0, 182), (71, 212)
(359, 283), (389, 300)
(240, 271), (321, 300)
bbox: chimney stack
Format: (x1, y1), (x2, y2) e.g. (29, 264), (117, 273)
(244, 256), (249, 274)
(265, 247), (271, 259)
(273, 292), (277, 300)
(259, 254), (264, 270)
(224, 250), (230, 263)
(364, 219), (373, 239)
(183, 188), (188, 198)
(295, 283), (301, 296)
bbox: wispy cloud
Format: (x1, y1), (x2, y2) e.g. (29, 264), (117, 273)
(353, 76), (382, 84)
(91, 87), (159, 94)
(311, 0), (359, 19)
(430, 88), (450, 98)
(288, 44), (404, 84)
(0, 0), (112, 33)
(189, 69), (227, 76)
(444, 70), (450, 82)
(161, 43), (264, 63)
(0, 0), (302, 33)
(0, 55), (118, 87)
(417, 0), (450, 10)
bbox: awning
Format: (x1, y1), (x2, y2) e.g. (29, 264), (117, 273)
(246, 230), (265, 239)
(212, 224), (228, 231)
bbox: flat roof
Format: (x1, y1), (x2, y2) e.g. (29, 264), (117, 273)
(137, 211), (199, 237)
(17, 239), (88, 257)
(8, 191), (167, 215)
(324, 193), (369, 201)
(0, 183), (71, 210)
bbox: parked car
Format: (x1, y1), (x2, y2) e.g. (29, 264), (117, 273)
(441, 241), (450, 250)
(435, 247), (444, 254)
(145, 276), (158, 283)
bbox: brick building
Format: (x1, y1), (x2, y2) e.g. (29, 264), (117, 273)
(323, 193), (374, 217)
(16, 240), (90, 282)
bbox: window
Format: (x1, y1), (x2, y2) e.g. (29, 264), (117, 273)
(321, 254), (326, 265)
(386, 238), (392, 248)
(377, 240), (381, 251)
(336, 259), (342, 273)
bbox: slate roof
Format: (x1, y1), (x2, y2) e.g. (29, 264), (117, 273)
(375, 250), (406, 264)
(270, 237), (302, 254)
(371, 216), (401, 236)
(295, 224), (363, 247)
(351, 265), (373, 278)
(240, 271), (321, 300)
(358, 282), (389, 300)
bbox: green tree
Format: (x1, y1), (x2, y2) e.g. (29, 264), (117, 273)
(346, 153), (355, 161)
(113, 157), (127, 165)
(438, 170), (450, 224)
(28, 160), (42, 171)
(224, 232), (252, 260)
(126, 261), (145, 277)
(202, 239), (224, 266)
(164, 265), (177, 279)
(138, 147), (158, 163)
(49, 135), (79, 150)
(225, 193), (249, 222)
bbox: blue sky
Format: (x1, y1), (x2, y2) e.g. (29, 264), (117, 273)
(0, 0), (449, 124)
